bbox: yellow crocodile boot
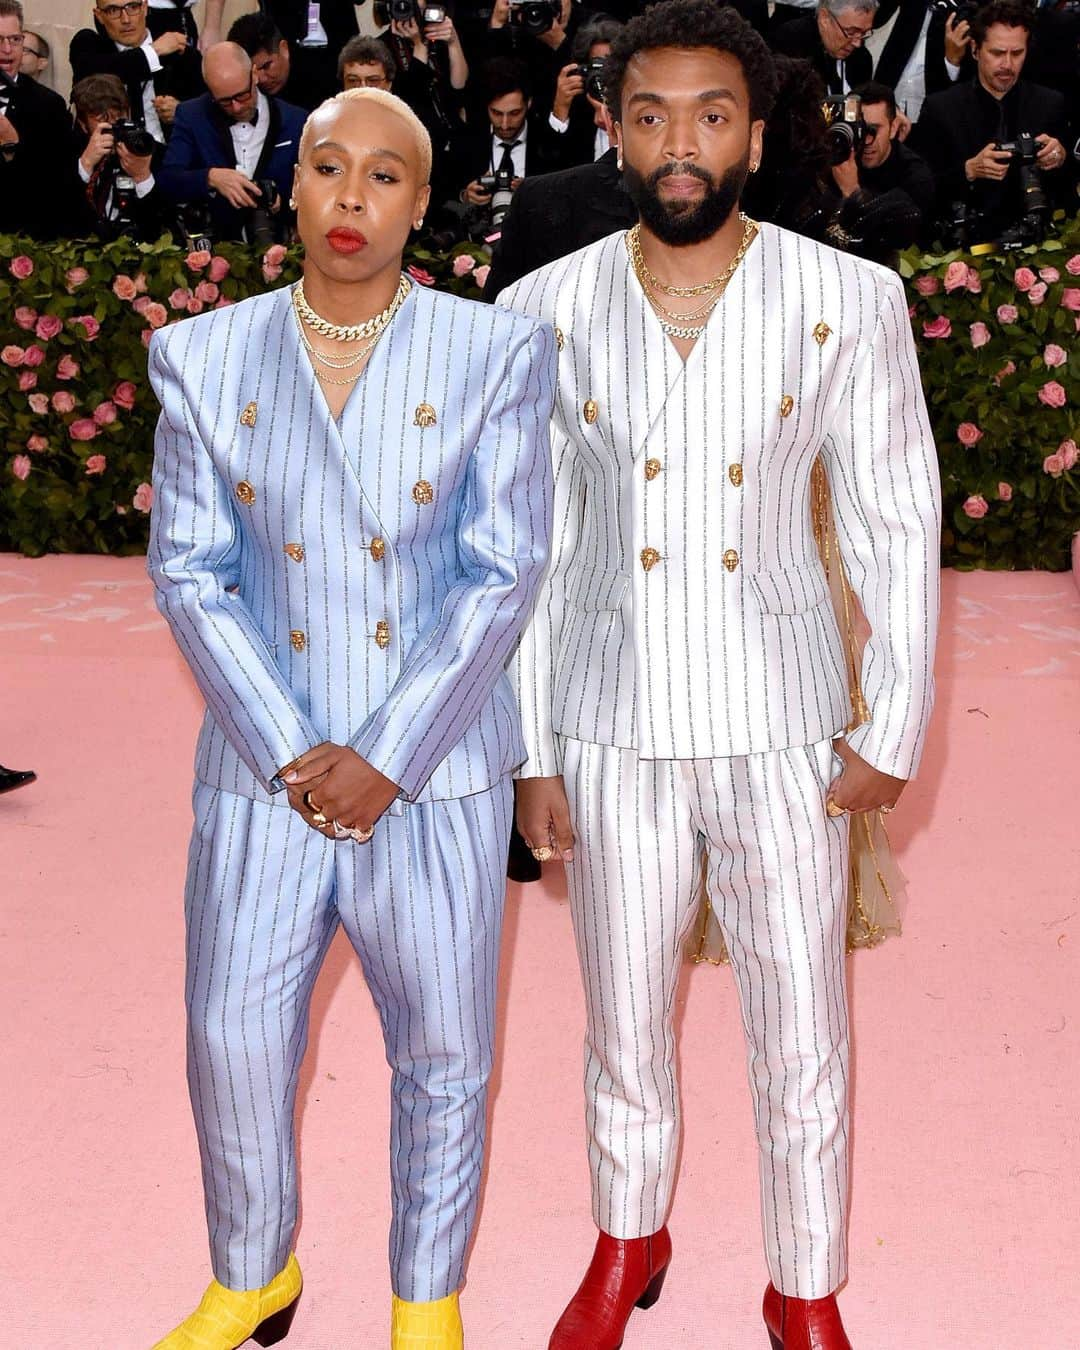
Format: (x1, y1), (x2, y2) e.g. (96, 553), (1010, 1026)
(151, 1254), (302, 1349)
(390, 1292), (464, 1349)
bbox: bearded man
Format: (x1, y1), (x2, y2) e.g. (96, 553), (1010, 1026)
(498, 3), (941, 1346)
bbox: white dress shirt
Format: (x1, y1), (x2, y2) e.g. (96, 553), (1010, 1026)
(490, 124), (526, 178)
(230, 90), (270, 179)
(547, 109), (611, 162)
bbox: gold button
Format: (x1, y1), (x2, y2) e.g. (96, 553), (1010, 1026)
(583, 399), (599, 425)
(645, 458), (662, 482)
(412, 480), (434, 506)
(554, 326), (566, 351)
(640, 547), (661, 573)
(235, 480), (256, 506)
(728, 463), (744, 488)
(780, 395), (794, 419)
(414, 402), (437, 428)
(369, 537), (386, 562)
(289, 629), (306, 652)
(375, 620), (391, 650)
(812, 321), (832, 347)
(722, 549), (739, 572)
(283, 542), (304, 563)
(239, 401), (257, 427)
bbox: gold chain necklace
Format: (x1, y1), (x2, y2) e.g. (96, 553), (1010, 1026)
(627, 214), (758, 297)
(296, 321), (380, 375)
(292, 274), (411, 341)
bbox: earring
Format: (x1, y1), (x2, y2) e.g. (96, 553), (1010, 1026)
(414, 219), (424, 229)
(617, 156), (624, 170)
(288, 196), (296, 209)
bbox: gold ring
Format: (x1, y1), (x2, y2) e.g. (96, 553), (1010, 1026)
(303, 789), (318, 810)
(310, 810), (328, 827)
(880, 804), (895, 815)
(826, 799), (847, 818)
(530, 844), (556, 862)
(331, 819), (351, 839)
(349, 824), (375, 844)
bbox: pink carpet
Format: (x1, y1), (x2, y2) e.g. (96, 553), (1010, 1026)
(3, 557), (1079, 1349)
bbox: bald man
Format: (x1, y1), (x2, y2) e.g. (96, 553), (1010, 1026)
(147, 88), (555, 1350)
(158, 40), (307, 242)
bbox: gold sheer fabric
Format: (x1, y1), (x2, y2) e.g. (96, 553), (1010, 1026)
(688, 459), (904, 966)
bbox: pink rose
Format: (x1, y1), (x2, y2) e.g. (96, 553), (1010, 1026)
(11, 454), (31, 480)
(51, 390), (76, 414)
(1013, 266), (1037, 292)
(141, 329), (154, 348)
(56, 354), (80, 380)
(92, 400), (118, 426)
(133, 482), (154, 513)
(17, 370), (36, 391)
(1059, 439), (1079, 471)
(10, 255), (34, 280)
(73, 314), (101, 340)
(65, 266), (89, 291)
(996, 482), (1012, 501)
(144, 302), (168, 329)
(1, 344), (25, 366)
(969, 321), (991, 349)
(113, 381), (137, 410)
(261, 264), (283, 283)
(922, 315), (951, 339)
(34, 313), (62, 341)
(1067, 255), (1080, 276)
(132, 295), (152, 315)
(262, 243), (287, 268)
(134, 272), (148, 293)
(84, 455), (108, 475)
(962, 495), (989, 519)
(194, 280), (219, 304)
(1043, 452), (1065, 477)
(26, 434), (48, 453)
(1039, 266), (1060, 284)
(908, 303), (917, 319)
(1044, 343), (1067, 368)
(944, 260), (968, 292)
(957, 422), (983, 446)
(208, 255), (230, 283)
(186, 297), (205, 315)
(996, 303), (1019, 324)
(169, 287), (192, 310)
(14, 305), (37, 330)
(1038, 381), (1067, 408)
(452, 253), (476, 278)
(407, 264), (436, 286)
(69, 419), (99, 442)
(474, 264), (491, 291)
(115, 504), (128, 516)
(1061, 288), (1080, 311)
(1028, 282), (1048, 305)
(21, 344), (44, 368)
(214, 297), (233, 309)
(964, 266), (981, 293)
(185, 249), (212, 272)
(913, 275), (939, 296)
(113, 274), (138, 302)
(28, 393), (48, 414)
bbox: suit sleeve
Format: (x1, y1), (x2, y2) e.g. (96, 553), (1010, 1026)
(158, 107), (211, 204)
(69, 29), (153, 85)
(147, 334), (322, 793)
(348, 323), (558, 799)
(820, 270), (941, 780)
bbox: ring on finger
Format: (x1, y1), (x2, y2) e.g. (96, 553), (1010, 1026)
(880, 804), (895, 815)
(349, 823), (375, 844)
(331, 819), (351, 839)
(826, 799), (847, 818)
(530, 844), (556, 862)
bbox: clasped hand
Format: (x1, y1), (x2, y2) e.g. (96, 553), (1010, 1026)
(282, 742), (400, 839)
(827, 738), (906, 815)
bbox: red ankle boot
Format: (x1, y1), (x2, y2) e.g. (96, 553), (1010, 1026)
(548, 1227), (671, 1350)
(763, 1284), (852, 1349)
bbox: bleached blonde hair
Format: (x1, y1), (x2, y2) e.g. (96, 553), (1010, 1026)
(298, 87), (433, 185)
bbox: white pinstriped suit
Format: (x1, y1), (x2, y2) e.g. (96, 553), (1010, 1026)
(501, 223), (940, 1298)
(147, 281), (556, 1299)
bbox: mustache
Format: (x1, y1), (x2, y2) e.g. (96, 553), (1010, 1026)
(648, 161), (716, 189)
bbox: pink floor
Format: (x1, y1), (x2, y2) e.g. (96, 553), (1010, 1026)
(3, 556), (1079, 1349)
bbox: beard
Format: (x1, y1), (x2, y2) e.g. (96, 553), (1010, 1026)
(622, 150), (750, 246)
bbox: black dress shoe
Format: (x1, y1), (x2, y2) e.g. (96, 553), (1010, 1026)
(0, 765), (36, 794)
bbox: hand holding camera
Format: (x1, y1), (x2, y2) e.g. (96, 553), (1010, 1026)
(80, 120), (115, 176)
(965, 141), (1012, 182)
(1034, 134), (1066, 171)
(209, 166), (263, 210)
(943, 13), (971, 66)
(116, 139), (154, 184)
(553, 62), (585, 121)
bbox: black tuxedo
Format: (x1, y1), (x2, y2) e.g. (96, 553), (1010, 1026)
(771, 16), (872, 94)
(872, 0), (973, 106)
(69, 25), (204, 125)
(484, 147), (637, 298)
(0, 74), (80, 240)
(452, 116), (568, 196)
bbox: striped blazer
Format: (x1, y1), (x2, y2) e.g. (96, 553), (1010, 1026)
(500, 223), (941, 780)
(148, 282), (556, 807)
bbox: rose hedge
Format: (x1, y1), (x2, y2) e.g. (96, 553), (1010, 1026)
(2, 223), (1077, 566)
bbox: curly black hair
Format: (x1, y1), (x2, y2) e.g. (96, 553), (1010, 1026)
(969, 0), (1033, 47)
(602, 0), (778, 125)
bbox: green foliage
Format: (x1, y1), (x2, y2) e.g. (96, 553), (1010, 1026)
(901, 215), (1080, 571)
(0, 234), (490, 557)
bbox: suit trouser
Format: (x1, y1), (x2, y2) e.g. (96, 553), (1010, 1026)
(183, 778), (512, 1299)
(560, 737), (850, 1299)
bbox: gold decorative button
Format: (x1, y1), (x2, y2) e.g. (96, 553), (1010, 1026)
(645, 458), (662, 482)
(728, 463), (744, 488)
(780, 395), (794, 419)
(812, 322), (832, 347)
(722, 549), (740, 572)
(640, 547), (661, 573)
(554, 326), (565, 351)
(414, 402), (437, 428)
(289, 629), (306, 652)
(412, 480), (434, 506)
(239, 401), (257, 427)
(583, 399), (599, 425)
(375, 620), (391, 650)
(369, 537), (386, 562)
(283, 542), (304, 563)
(235, 480), (256, 506)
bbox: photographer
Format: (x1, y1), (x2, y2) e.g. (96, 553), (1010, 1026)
(71, 72), (173, 240)
(872, 0), (973, 127)
(915, 0), (1070, 246)
(158, 42), (306, 244)
(227, 14), (299, 104)
(545, 15), (620, 168)
(771, 0), (876, 95)
(481, 0), (576, 110)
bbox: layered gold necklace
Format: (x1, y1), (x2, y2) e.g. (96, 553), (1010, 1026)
(627, 214), (758, 340)
(291, 275), (412, 384)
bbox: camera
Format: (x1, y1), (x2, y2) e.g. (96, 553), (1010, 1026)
(177, 200), (214, 252)
(574, 57), (607, 102)
(422, 3), (447, 19)
(110, 118), (157, 158)
(927, 0), (976, 19)
(477, 164), (515, 229)
(508, 0), (560, 36)
(821, 93), (867, 167)
(993, 132), (1051, 247)
(249, 177), (281, 248)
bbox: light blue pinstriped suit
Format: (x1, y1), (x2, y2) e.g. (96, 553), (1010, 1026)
(147, 280), (556, 1299)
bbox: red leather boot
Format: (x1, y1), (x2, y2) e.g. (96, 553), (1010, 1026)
(762, 1283), (852, 1350)
(548, 1227), (672, 1350)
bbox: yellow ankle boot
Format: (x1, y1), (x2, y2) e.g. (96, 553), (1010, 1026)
(390, 1292), (464, 1349)
(151, 1254), (302, 1349)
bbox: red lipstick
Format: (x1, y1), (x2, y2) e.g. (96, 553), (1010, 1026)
(326, 227), (368, 255)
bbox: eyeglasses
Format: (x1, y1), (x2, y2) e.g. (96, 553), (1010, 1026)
(0, 33), (25, 47)
(215, 85), (255, 107)
(826, 10), (872, 42)
(97, 2), (146, 20)
(23, 43), (45, 59)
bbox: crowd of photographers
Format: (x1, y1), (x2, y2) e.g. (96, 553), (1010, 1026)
(0, 0), (1076, 276)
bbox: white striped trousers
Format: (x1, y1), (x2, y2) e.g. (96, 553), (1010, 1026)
(560, 736), (851, 1299)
